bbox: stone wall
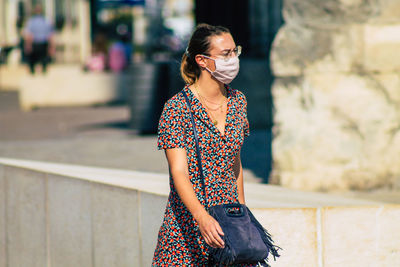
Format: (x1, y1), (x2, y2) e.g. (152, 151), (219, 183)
(2, 157), (400, 266)
(270, 0), (400, 191)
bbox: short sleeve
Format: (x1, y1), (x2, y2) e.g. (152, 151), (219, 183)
(25, 19), (33, 35)
(242, 93), (250, 138)
(47, 20), (55, 35)
(157, 100), (186, 150)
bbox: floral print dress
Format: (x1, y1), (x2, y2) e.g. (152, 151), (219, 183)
(152, 84), (264, 267)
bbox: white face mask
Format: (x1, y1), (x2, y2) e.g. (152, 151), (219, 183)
(202, 55), (240, 84)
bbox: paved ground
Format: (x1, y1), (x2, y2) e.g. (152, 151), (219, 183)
(0, 90), (264, 182)
(1, 90), (400, 203)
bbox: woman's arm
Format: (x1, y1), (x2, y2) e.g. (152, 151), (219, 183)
(233, 148), (246, 204)
(164, 147), (225, 248)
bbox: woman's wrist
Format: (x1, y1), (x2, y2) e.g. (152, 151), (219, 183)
(192, 208), (208, 222)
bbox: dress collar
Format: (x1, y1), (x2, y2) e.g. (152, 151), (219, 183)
(182, 84), (235, 141)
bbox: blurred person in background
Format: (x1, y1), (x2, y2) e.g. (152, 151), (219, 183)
(108, 35), (127, 72)
(23, 3), (55, 74)
(108, 23), (132, 72)
(84, 32), (109, 72)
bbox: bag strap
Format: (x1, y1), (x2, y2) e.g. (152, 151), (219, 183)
(181, 89), (209, 208)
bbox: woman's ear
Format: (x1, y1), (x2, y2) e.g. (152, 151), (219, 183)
(195, 55), (207, 69)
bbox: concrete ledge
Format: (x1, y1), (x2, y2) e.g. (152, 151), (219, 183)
(1, 157), (399, 266)
(0, 65), (26, 91)
(0, 157), (380, 208)
(18, 65), (130, 111)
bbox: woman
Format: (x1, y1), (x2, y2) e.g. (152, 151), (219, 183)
(153, 24), (267, 266)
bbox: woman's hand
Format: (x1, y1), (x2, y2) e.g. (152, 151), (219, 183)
(197, 213), (225, 248)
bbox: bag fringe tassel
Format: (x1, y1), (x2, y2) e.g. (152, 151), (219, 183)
(246, 207), (283, 261)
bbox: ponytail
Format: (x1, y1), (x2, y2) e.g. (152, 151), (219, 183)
(180, 53), (198, 85)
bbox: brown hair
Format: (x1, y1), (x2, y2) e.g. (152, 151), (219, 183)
(180, 23), (230, 85)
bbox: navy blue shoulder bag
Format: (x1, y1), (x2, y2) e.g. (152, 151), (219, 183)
(181, 89), (282, 266)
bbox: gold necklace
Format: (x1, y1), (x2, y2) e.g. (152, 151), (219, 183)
(198, 91), (225, 106)
(194, 83), (227, 110)
(194, 83), (226, 125)
(195, 84), (226, 109)
(198, 94), (221, 111)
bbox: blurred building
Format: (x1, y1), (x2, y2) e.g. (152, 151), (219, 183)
(0, 0), (195, 65)
(0, 0), (282, 66)
(195, 0), (283, 59)
(0, 0), (91, 64)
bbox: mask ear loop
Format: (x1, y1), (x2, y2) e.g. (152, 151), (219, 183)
(200, 54), (216, 74)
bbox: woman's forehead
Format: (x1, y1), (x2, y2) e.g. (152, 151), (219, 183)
(208, 33), (235, 52)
